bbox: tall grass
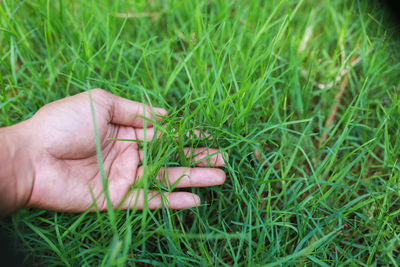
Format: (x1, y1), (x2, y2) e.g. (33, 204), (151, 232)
(1, 0), (400, 265)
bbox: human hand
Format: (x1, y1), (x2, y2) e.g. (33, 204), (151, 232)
(2, 89), (227, 213)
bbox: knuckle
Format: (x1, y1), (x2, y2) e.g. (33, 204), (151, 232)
(90, 88), (112, 99)
(91, 88), (105, 94)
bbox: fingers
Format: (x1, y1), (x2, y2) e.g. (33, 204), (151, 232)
(135, 127), (160, 142)
(139, 147), (227, 167)
(183, 147), (227, 166)
(137, 167), (226, 188)
(91, 89), (167, 127)
(121, 190), (200, 210)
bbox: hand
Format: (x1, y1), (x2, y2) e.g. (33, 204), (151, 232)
(4, 89), (227, 213)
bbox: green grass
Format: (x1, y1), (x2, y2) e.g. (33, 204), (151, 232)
(1, 0), (400, 265)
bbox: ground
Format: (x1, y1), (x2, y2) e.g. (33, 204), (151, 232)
(1, 0), (400, 265)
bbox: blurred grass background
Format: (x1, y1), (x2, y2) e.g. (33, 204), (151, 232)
(1, 0), (400, 265)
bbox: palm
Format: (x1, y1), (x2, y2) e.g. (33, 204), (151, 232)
(26, 89), (226, 212)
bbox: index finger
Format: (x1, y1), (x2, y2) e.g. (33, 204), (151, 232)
(105, 90), (167, 127)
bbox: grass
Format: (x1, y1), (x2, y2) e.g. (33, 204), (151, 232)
(1, 0), (400, 265)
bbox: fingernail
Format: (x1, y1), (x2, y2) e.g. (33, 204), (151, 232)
(154, 107), (167, 117)
(215, 169), (226, 185)
(192, 195), (201, 206)
(217, 152), (228, 166)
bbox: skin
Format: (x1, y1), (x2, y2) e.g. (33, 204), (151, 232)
(0, 89), (227, 215)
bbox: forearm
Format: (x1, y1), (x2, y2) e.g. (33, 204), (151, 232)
(0, 121), (34, 216)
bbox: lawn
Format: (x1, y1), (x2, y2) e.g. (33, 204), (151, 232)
(1, 0), (400, 265)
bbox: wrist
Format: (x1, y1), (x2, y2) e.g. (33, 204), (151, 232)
(0, 120), (34, 216)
